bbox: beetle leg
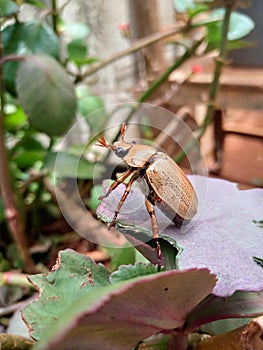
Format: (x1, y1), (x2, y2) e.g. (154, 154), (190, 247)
(145, 198), (159, 240)
(145, 198), (163, 268)
(109, 170), (140, 228)
(99, 168), (133, 200)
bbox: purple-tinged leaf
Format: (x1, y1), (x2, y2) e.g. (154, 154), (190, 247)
(185, 290), (263, 332)
(32, 266), (216, 350)
(97, 176), (263, 297)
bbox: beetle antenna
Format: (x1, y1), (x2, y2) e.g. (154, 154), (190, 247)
(96, 135), (108, 148)
(121, 123), (127, 141)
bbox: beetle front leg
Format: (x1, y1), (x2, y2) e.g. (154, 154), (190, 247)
(145, 198), (163, 268)
(109, 170), (140, 228)
(99, 168), (133, 200)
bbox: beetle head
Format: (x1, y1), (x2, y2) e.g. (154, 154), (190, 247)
(97, 123), (134, 159)
(97, 136), (133, 157)
(111, 141), (133, 158)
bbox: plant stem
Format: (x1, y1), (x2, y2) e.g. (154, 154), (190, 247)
(101, 39), (204, 164)
(0, 29), (35, 273)
(125, 39), (203, 125)
(138, 39), (203, 104)
(198, 1), (234, 136)
(51, 0), (59, 35)
(175, 1), (235, 163)
(82, 23), (190, 78)
(0, 271), (34, 288)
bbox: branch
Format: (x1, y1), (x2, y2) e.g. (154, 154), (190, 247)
(43, 178), (127, 248)
(175, 1), (235, 163)
(197, 1), (235, 137)
(0, 54), (25, 65)
(138, 39), (203, 104)
(0, 271), (33, 288)
(0, 31), (35, 273)
(81, 23), (190, 78)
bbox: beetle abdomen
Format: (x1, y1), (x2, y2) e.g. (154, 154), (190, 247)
(145, 152), (198, 221)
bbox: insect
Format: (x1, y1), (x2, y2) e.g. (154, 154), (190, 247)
(97, 123), (198, 263)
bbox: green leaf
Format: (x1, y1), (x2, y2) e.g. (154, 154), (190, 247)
(205, 21), (221, 52)
(159, 238), (178, 270)
(67, 38), (88, 65)
(173, 0), (196, 12)
(106, 243), (136, 272)
(185, 291), (263, 332)
(44, 152), (105, 179)
(22, 249), (110, 341)
(3, 22), (59, 56)
(22, 249), (216, 348)
(12, 150), (45, 168)
(0, 0), (17, 17)
(75, 85), (92, 99)
(88, 184), (105, 211)
(78, 95), (108, 136)
(0, 252), (10, 271)
(227, 11), (255, 41)
(133, 334), (171, 350)
(0, 197), (5, 223)
(4, 104), (27, 131)
(2, 22), (59, 95)
(16, 55), (76, 136)
(173, 0), (207, 18)
(82, 57), (98, 65)
(227, 40), (254, 51)
(202, 318), (252, 335)
(110, 262), (162, 283)
(13, 133), (44, 153)
(61, 22), (90, 39)
(205, 10), (255, 52)
(24, 0), (45, 7)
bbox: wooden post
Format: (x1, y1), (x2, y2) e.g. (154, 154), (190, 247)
(128, 0), (166, 81)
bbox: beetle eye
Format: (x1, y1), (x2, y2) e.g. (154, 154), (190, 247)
(115, 147), (128, 158)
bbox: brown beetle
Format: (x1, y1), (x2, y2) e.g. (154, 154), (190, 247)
(97, 124), (198, 261)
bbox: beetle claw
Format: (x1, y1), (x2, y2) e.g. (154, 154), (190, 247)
(108, 220), (115, 230)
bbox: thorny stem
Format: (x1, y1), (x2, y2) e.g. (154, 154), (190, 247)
(138, 39), (203, 104)
(199, 0), (234, 135)
(123, 39), (204, 129)
(101, 39), (203, 164)
(51, 0), (59, 35)
(175, 1), (235, 163)
(81, 23), (191, 79)
(0, 26), (35, 272)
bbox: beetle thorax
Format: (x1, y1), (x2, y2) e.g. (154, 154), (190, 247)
(121, 143), (157, 168)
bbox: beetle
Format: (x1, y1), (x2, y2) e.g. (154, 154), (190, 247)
(97, 123), (198, 262)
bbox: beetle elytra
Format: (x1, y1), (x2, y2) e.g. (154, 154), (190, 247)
(97, 123), (198, 263)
